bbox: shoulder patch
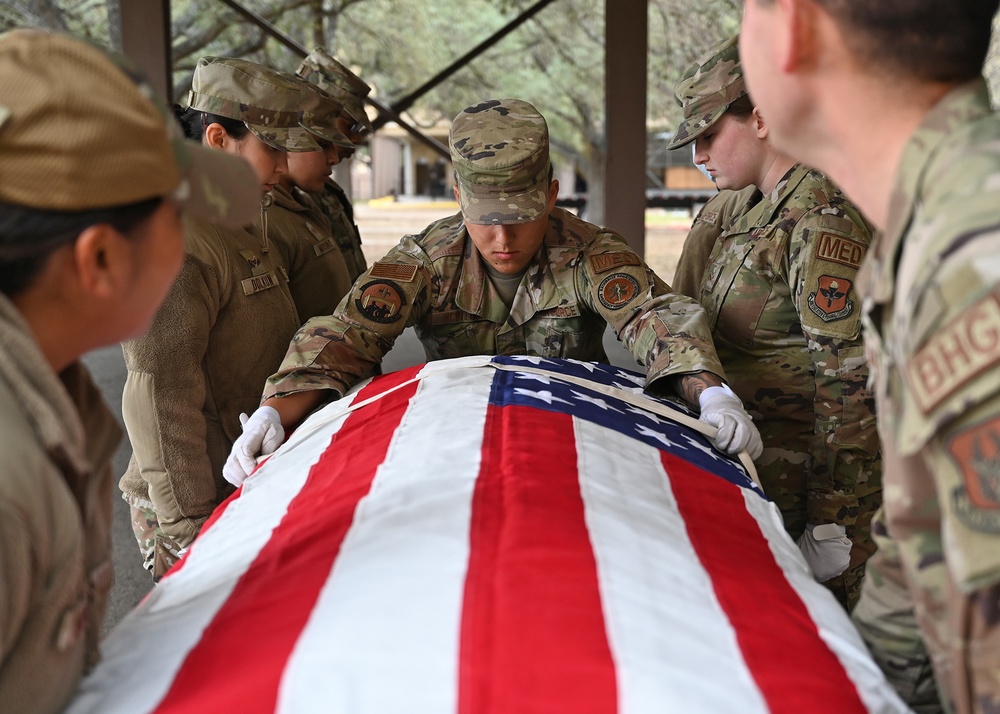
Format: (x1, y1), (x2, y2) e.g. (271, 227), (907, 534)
(807, 275), (855, 322)
(908, 292), (1000, 414)
(947, 414), (1000, 533)
(369, 261), (418, 282)
(598, 273), (640, 310)
(814, 232), (867, 270)
(588, 251), (641, 275)
(355, 280), (406, 323)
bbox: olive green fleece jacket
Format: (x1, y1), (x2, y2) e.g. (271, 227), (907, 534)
(119, 213), (301, 551)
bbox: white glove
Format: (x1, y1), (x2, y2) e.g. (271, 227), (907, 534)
(698, 383), (764, 459)
(223, 406), (284, 487)
(797, 523), (852, 582)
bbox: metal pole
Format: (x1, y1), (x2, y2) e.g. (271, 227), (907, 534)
(374, 0), (560, 128)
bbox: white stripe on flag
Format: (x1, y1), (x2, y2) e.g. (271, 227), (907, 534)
(276, 365), (492, 713)
(66, 390), (365, 714)
(744, 491), (911, 714)
(574, 417), (769, 713)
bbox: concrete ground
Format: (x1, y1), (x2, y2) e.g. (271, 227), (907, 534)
(95, 202), (694, 633)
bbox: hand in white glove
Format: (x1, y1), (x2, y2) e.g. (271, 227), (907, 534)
(797, 523), (852, 582)
(698, 383), (764, 459)
(222, 406), (284, 487)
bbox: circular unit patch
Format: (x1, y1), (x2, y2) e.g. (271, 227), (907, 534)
(598, 273), (640, 310)
(355, 280), (406, 323)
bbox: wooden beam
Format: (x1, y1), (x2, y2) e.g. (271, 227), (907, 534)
(119, 0), (172, 102)
(603, 0), (648, 256)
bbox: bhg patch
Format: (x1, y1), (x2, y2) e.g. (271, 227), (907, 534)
(355, 280), (405, 323)
(598, 273), (640, 310)
(947, 414), (1000, 533)
(807, 275), (854, 322)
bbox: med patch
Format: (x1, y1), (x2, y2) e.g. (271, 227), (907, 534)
(815, 232), (866, 270)
(588, 251), (641, 275)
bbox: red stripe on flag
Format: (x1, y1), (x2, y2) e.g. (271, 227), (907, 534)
(459, 405), (617, 714)
(662, 451), (867, 713)
(150, 370), (421, 714)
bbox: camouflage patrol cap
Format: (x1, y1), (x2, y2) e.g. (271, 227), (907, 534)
(189, 56), (320, 152)
(298, 80), (353, 149)
(296, 48), (373, 134)
(667, 34), (747, 151)
(449, 98), (552, 225)
(0, 30), (259, 227)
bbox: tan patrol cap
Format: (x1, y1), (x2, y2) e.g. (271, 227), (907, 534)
(189, 56), (320, 152)
(449, 98), (551, 225)
(298, 80), (353, 150)
(667, 34), (747, 151)
(296, 48), (373, 134)
(0, 29), (258, 227)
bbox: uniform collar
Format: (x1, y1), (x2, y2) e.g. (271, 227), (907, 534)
(270, 183), (309, 212)
(728, 163), (810, 234)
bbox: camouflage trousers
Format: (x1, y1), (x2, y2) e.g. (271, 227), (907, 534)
(852, 509), (943, 713)
(769, 481), (882, 612)
(129, 505), (183, 582)
(822, 489), (882, 611)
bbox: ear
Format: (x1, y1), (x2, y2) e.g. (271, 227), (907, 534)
(778, 0), (819, 73)
(71, 224), (132, 300)
(546, 179), (559, 212)
(753, 107), (770, 140)
(203, 122), (229, 151)
(453, 184), (461, 203)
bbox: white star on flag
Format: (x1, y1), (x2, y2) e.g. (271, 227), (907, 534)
(514, 388), (571, 406)
(626, 405), (663, 423)
(570, 391), (623, 413)
(635, 424), (681, 449)
(517, 372), (552, 386)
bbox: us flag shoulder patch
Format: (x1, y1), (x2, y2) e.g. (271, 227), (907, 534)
(369, 261), (418, 282)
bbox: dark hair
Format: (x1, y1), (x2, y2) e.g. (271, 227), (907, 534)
(811, 0), (999, 82)
(0, 197), (162, 296)
(725, 94), (755, 119)
(172, 104), (250, 142)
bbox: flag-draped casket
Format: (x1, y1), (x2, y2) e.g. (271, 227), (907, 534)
(69, 356), (908, 713)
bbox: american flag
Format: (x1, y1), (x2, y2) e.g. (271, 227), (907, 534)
(70, 356), (907, 714)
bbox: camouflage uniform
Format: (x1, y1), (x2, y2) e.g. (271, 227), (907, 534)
(668, 35), (882, 609)
(851, 79), (1000, 713)
(673, 186), (757, 299)
(315, 179), (368, 282)
(294, 49), (372, 287)
(266, 205), (725, 399)
(268, 81), (357, 322)
(699, 164), (882, 610)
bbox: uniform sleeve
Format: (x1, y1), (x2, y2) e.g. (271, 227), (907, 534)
(264, 237), (433, 400)
(788, 209), (880, 527)
(0, 506), (31, 664)
(576, 229), (726, 391)
(121, 255), (219, 549)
